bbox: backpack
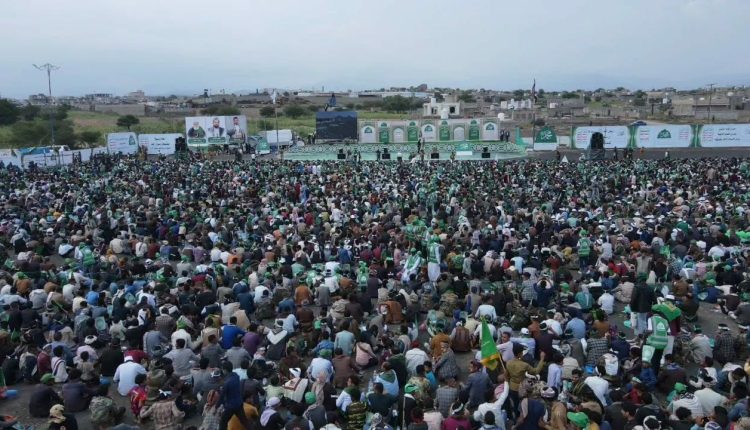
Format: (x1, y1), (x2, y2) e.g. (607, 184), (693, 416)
(451, 326), (472, 352)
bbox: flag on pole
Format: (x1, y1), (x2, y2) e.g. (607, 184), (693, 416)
(479, 320), (501, 370)
(531, 79), (537, 103)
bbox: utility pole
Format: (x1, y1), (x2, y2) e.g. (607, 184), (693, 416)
(33, 63), (60, 146)
(706, 83), (716, 123)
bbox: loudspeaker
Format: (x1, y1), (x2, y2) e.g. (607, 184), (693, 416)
(337, 153), (346, 160)
(481, 152), (490, 159)
(382, 153), (391, 160)
(431, 152), (439, 159)
(590, 132), (604, 150)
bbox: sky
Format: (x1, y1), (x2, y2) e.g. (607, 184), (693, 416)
(1, 0), (749, 98)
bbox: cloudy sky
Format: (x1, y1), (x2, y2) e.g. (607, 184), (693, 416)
(1, 0), (748, 98)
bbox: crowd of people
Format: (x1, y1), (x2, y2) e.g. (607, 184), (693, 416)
(0, 154), (749, 430)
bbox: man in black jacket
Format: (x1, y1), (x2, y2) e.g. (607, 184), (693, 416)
(630, 281), (656, 336)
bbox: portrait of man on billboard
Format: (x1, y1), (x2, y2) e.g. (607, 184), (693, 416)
(227, 116), (246, 143)
(187, 120), (205, 138)
(206, 117), (225, 138)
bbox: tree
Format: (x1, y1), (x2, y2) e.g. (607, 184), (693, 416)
(382, 95), (413, 113)
(259, 106), (276, 117)
(54, 104), (71, 121)
(562, 92), (580, 99)
(21, 104), (41, 121)
(283, 104), (306, 119)
(257, 120), (275, 131)
(457, 91), (475, 103)
(0, 99), (20, 126)
(116, 115), (140, 130)
(307, 105), (320, 113)
(54, 120), (77, 147)
(513, 90), (525, 98)
(10, 121), (48, 146)
(533, 118), (546, 127)
(78, 130), (102, 147)
(537, 89), (545, 98)
(201, 104), (240, 115)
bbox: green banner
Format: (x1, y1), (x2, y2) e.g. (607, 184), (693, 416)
(379, 127), (390, 144)
(456, 142), (472, 152)
(407, 126), (419, 142)
(468, 125), (480, 140)
(439, 126), (450, 141)
(535, 126), (557, 144)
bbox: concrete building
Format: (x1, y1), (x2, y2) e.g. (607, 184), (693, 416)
(500, 99), (533, 110)
(423, 94), (462, 117)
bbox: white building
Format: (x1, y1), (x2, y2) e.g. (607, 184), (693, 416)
(423, 94), (462, 117)
(500, 98), (533, 110)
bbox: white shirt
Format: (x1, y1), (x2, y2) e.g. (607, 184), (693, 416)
(171, 329), (193, 349)
(405, 348), (429, 376)
(475, 304), (498, 321)
(113, 360), (147, 396)
(584, 375), (609, 406)
(694, 388), (727, 417)
(253, 285), (270, 303)
(543, 318), (563, 336)
(282, 314), (298, 333)
(597, 292), (615, 314)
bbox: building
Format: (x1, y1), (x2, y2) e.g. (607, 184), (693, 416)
(500, 99), (533, 110)
(423, 94), (462, 117)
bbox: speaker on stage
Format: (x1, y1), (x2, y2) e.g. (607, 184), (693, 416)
(590, 132), (604, 150)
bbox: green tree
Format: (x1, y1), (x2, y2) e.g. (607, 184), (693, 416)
(562, 92), (580, 99)
(259, 106), (276, 117)
(54, 104), (71, 121)
(116, 115), (140, 130)
(10, 121), (48, 146)
(307, 105), (320, 113)
(201, 104), (241, 115)
(78, 130), (102, 147)
(54, 120), (77, 147)
(513, 90), (525, 98)
(0, 99), (20, 126)
(257, 120), (275, 131)
(21, 104), (41, 121)
(283, 104), (306, 119)
(457, 91), (475, 103)
(537, 89), (545, 98)
(533, 118), (546, 127)
(382, 95), (413, 113)
(345, 103), (355, 109)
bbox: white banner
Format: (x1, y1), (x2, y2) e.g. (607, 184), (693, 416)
(699, 124), (750, 147)
(22, 153), (50, 168)
(533, 142), (559, 151)
(138, 133), (181, 155)
(482, 122), (499, 141)
(421, 124), (437, 142)
(574, 126), (630, 149)
(107, 132), (139, 154)
(636, 125), (693, 148)
(185, 115), (247, 146)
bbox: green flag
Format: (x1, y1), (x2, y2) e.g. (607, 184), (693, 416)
(480, 321), (500, 370)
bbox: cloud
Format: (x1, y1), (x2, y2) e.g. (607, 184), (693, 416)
(0, 0), (748, 98)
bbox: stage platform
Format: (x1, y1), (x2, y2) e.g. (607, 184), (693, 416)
(283, 141), (527, 161)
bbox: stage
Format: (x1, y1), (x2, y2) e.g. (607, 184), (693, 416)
(282, 141), (527, 161)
